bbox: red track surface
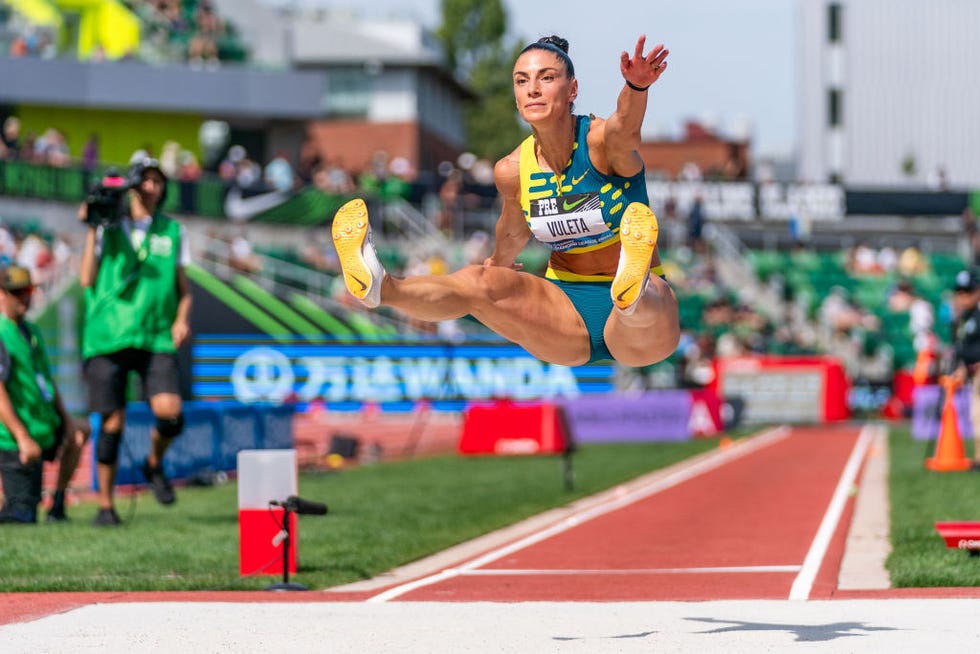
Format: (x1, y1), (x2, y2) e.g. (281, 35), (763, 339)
(7, 423), (980, 627)
(374, 424), (863, 602)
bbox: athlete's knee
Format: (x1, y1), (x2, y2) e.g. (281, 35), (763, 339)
(96, 430), (123, 465)
(470, 264), (515, 302)
(155, 414), (184, 440)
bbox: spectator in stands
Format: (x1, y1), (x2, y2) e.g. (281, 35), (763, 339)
(1, 117), (21, 160)
(228, 230), (261, 273)
(81, 133), (100, 171)
(331, 35), (679, 369)
(887, 279), (917, 313)
(218, 144), (244, 182)
(876, 245), (898, 274)
(34, 128), (70, 167)
(960, 208), (979, 267)
(159, 140), (182, 179)
(848, 240), (880, 275)
(78, 154), (193, 525)
(687, 194), (705, 253)
(0, 225), (16, 266)
(81, 133), (100, 191)
(188, 0), (223, 68)
(177, 150), (202, 182)
(296, 139), (321, 186)
(177, 150), (203, 213)
(314, 157), (355, 195)
(264, 150), (295, 193)
(897, 245), (928, 276)
(949, 269), (980, 467)
(436, 168), (464, 234)
(17, 131), (35, 164)
(0, 265), (90, 523)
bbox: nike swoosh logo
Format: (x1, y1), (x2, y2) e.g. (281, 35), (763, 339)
(562, 197), (588, 211)
(224, 186), (291, 221)
(570, 172), (587, 186)
(349, 274), (367, 291)
(616, 282), (637, 302)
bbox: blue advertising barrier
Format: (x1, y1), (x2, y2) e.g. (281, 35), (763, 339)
(90, 401), (295, 489)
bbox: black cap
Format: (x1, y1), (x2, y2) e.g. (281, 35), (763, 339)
(954, 268), (980, 293)
(0, 265), (32, 291)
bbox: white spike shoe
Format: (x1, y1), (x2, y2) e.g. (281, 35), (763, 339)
(331, 198), (386, 308)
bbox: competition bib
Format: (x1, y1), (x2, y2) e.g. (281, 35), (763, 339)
(527, 192), (611, 252)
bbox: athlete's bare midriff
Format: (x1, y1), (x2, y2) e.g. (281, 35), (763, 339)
(548, 245), (620, 277)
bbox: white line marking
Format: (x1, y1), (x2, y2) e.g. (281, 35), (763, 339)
(788, 424), (878, 601)
(457, 565), (802, 575)
(367, 426), (791, 602)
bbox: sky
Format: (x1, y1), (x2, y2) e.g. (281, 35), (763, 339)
(275, 0), (797, 159)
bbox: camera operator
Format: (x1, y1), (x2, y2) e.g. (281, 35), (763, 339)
(78, 155), (192, 526)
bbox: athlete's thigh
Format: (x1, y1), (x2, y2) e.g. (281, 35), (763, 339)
(471, 267), (590, 365)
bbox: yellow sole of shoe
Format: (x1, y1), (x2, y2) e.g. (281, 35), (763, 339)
(612, 203), (659, 310)
(331, 198), (373, 302)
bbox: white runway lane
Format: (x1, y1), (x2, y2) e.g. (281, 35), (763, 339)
(3, 599), (980, 653)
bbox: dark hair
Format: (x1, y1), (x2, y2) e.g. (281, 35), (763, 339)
(520, 35), (575, 78)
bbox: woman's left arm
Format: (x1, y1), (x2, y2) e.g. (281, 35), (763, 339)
(604, 35), (669, 176)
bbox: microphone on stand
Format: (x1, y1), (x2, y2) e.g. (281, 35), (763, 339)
(270, 495), (328, 516)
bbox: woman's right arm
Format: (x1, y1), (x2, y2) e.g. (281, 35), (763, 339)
(484, 152), (532, 269)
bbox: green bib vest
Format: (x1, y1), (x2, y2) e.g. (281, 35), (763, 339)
(82, 214), (182, 359)
(0, 317), (60, 451)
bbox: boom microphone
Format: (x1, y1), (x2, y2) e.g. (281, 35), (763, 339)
(272, 496), (328, 516)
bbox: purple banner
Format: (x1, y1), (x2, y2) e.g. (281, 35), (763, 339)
(911, 385), (973, 441)
(560, 391), (692, 443)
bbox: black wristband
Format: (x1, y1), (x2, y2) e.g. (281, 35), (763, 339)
(625, 80), (650, 92)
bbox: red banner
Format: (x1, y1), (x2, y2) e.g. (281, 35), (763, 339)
(458, 401), (570, 455)
(710, 356), (849, 423)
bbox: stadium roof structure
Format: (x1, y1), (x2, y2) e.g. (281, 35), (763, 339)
(290, 17), (445, 67)
(0, 57), (326, 119)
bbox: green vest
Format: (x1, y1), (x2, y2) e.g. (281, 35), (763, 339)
(82, 214), (182, 359)
(0, 317), (60, 451)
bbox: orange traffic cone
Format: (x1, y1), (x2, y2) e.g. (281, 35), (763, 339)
(925, 376), (972, 472)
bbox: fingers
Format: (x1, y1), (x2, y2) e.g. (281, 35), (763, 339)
(633, 35), (646, 59)
(647, 45), (667, 67)
(20, 443), (40, 464)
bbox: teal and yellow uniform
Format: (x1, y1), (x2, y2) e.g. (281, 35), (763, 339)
(518, 114), (659, 362)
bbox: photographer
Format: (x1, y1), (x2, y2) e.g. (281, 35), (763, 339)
(79, 155), (192, 526)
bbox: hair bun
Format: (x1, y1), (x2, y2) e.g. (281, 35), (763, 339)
(538, 35), (569, 54)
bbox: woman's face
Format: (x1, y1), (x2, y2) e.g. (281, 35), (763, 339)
(512, 49), (577, 124)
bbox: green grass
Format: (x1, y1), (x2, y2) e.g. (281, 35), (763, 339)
(888, 423), (980, 587)
(7, 424), (974, 592)
(0, 440), (716, 591)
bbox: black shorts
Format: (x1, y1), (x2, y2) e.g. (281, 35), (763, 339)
(0, 449), (42, 522)
(83, 349), (181, 414)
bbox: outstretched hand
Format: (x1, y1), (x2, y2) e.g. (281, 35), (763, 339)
(620, 35), (668, 90)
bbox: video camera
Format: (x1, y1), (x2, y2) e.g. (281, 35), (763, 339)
(84, 167), (132, 227)
(84, 157), (168, 227)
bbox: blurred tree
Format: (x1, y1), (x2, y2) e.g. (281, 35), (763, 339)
(437, 0), (528, 162)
